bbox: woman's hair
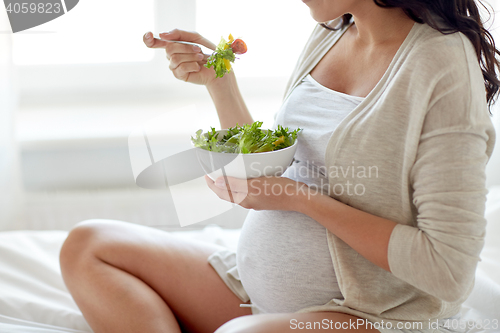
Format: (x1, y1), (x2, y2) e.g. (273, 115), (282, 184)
(321, 0), (500, 114)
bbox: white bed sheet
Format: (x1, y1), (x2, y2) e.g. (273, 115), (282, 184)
(0, 187), (499, 333)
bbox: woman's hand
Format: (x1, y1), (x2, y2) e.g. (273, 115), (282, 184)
(205, 175), (311, 211)
(143, 29), (219, 86)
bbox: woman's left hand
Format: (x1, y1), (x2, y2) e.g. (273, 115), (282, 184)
(204, 175), (309, 211)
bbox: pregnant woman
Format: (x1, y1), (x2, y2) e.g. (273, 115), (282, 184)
(60, 0), (498, 332)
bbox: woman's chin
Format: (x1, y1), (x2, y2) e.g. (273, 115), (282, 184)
(307, 8), (344, 25)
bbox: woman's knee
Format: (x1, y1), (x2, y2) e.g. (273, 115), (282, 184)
(59, 219), (114, 273)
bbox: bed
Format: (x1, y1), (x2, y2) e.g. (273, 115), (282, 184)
(0, 187), (499, 333)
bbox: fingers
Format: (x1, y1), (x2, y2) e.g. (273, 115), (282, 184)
(205, 175), (249, 206)
(159, 29), (217, 51)
(144, 29), (214, 83)
(143, 31), (169, 49)
(165, 42), (203, 60)
(166, 43), (207, 81)
(205, 175), (232, 202)
(214, 176), (249, 193)
(169, 52), (204, 70)
(172, 62), (201, 81)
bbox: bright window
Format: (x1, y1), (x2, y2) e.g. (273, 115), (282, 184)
(12, 0), (155, 65)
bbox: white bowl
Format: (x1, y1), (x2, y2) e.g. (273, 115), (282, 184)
(193, 129), (298, 181)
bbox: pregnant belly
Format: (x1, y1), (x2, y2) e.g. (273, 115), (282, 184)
(236, 209), (343, 314)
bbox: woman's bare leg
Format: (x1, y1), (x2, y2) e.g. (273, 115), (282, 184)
(59, 219), (252, 333)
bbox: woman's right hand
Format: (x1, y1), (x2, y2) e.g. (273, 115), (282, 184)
(143, 29), (220, 86)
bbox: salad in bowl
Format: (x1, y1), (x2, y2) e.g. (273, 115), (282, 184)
(191, 121), (302, 180)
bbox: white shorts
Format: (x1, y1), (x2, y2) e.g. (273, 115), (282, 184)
(208, 248), (261, 315)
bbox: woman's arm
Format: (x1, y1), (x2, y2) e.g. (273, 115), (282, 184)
(295, 189), (397, 272)
(206, 71), (254, 129)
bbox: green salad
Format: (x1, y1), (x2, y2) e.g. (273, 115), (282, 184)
(191, 121), (302, 154)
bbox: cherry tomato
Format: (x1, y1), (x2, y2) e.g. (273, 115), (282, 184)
(231, 39), (247, 55)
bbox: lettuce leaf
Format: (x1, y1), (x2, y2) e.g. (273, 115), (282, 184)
(205, 36), (237, 78)
(192, 121), (302, 154)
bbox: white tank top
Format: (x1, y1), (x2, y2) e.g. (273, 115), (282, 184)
(236, 74), (365, 313)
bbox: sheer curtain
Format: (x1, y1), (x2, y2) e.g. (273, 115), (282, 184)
(0, 13), (24, 230)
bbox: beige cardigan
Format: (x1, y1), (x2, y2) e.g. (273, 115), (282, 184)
(285, 19), (497, 327)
